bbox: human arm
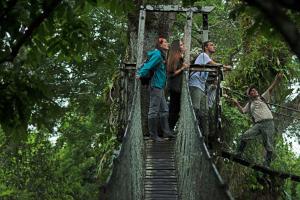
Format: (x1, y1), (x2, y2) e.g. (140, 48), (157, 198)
(231, 98), (248, 114)
(265, 72), (284, 95)
(170, 63), (189, 77)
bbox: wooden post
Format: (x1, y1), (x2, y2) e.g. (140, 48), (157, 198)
(202, 13), (209, 42)
(136, 8), (146, 70)
(184, 10), (193, 66)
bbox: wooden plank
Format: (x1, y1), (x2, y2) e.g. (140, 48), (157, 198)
(146, 167), (175, 170)
(145, 190), (178, 195)
(146, 170), (175, 176)
(145, 179), (177, 183)
(145, 158), (174, 162)
(145, 185), (177, 190)
(145, 194), (178, 198)
(144, 138), (178, 200)
(145, 175), (177, 179)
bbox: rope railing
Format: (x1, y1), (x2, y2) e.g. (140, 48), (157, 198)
(100, 81), (144, 200)
(175, 72), (234, 200)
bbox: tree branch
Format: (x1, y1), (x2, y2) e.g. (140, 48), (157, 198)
(0, 0), (63, 64)
(275, 0), (300, 12)
(220, 150), (300, 182)
(244, 0), (300, 58)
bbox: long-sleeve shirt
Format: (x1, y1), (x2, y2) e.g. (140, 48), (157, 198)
(138, 49), (167, 89)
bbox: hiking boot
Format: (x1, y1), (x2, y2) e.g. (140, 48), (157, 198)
(148, 118), (162, 141)
(160, 115), (176, 138)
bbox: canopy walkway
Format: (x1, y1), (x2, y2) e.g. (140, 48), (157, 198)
(99, 5), (233, 200)
(100, 70), (233, 199)
(99, 4), (300, 200)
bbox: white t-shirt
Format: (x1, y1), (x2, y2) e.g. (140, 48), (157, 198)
(189, 52), (212, 92)
(242, 90), (273, 122)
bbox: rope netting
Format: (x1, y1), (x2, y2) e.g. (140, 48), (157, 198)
(100, 81), (144, 200)
(175, 72), (233, 200)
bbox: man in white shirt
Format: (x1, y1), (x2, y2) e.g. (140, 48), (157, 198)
(233, 73), (283, 166)
(189, 41), (217, 137)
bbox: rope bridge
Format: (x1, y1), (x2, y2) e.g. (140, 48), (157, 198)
(100, 72), (233, 199)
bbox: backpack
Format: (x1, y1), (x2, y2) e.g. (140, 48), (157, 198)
(138, 51), (162, 86)
(140, 70), (154, 86)
(139, 59), (155, 86)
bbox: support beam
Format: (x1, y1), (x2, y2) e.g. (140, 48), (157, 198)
(202, 13), (209, 42)
(183, 10), (193, 65)
(144, 5), (214, 13)
(136, 9), (146, 70)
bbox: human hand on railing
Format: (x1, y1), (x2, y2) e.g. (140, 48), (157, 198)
(182, 63), (189, 70)
(223, 65), (232, 71)
(135, 72), (141, 80)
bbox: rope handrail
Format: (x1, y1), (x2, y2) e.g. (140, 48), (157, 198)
(175, 71), (234, 200)
(100, 81), (144, 200)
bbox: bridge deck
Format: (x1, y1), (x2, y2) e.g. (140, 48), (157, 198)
(144, 138), (178, 200)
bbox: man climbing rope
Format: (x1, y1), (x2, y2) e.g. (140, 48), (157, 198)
(136, 36), (175, 142)
(232, 73), (284, 167)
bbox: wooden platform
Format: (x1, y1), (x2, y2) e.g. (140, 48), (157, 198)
(144, 138), (178, 200)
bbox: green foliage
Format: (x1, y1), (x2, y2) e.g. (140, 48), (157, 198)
(0, 0), (299, 199)
(0, 0), (127, 199)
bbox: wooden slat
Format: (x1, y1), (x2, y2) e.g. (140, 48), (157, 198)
(144, 139), (178, 200)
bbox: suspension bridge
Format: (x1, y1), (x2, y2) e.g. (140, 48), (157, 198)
(99, 5), (300, 200)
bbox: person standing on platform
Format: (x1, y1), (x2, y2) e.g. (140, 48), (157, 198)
(189, 41), (217, 137)
(167, 39), (188, 130)
(136, 36), (175, 141)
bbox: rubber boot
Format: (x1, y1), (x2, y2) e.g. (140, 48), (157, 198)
(195, 109), (209, 137)
(236, 140), (246, 157)
(263, 151), (273, 167)
(160, 115), (175, 138)
(168, 113), (178, 131)
(148, 118), (164, 142)
(199, 112), (209, 137)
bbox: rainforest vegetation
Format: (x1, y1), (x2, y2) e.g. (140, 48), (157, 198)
(0, 0), (299, 199)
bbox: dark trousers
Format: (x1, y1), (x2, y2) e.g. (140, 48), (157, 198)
(168, 90), (181, 130)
